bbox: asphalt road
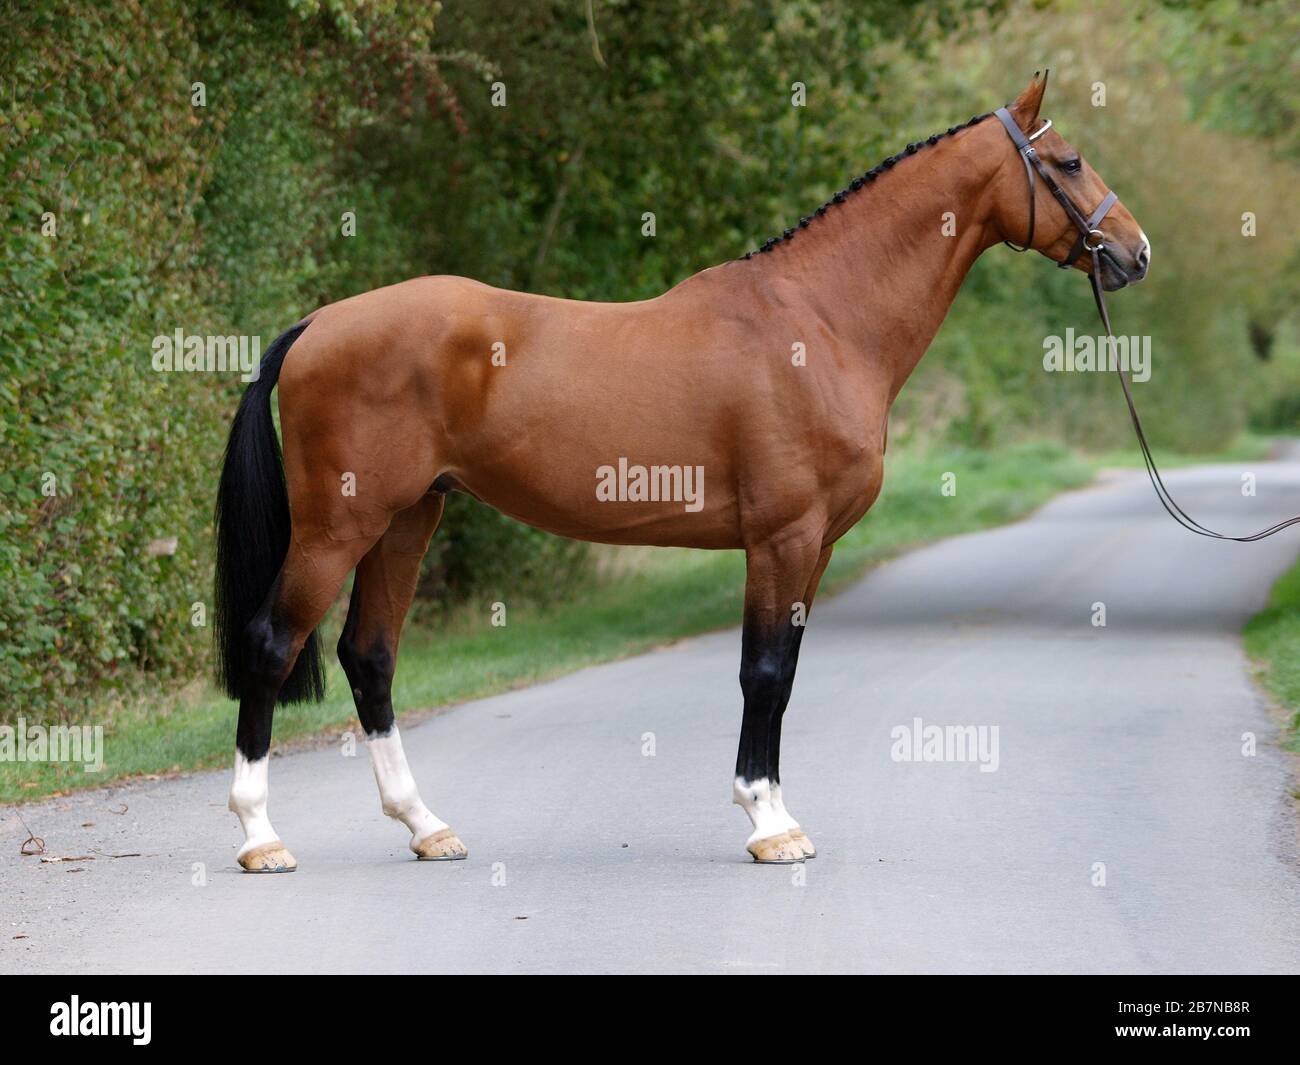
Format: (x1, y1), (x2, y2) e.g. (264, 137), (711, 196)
(4, 455), (1300, 974)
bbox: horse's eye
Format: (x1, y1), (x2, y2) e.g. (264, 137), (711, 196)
(1062, 158), (1083, 175)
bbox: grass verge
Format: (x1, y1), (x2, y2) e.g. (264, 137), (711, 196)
(1244, 558), (1300, 754)
(1, 435), (1273, 802)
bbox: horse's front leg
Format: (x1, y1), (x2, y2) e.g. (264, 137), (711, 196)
(733, 532), (833, 863)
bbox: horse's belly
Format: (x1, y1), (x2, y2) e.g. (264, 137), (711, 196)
(451, 461), (744, 549)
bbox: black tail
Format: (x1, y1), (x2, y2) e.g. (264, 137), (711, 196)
(213, 321), (324, 704)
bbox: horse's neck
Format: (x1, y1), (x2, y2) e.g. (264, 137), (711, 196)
(746, 132), (1002, 400)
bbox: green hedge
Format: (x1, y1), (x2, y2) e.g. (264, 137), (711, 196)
(0, 1), (497, 715)
(2, 2), (221, 713)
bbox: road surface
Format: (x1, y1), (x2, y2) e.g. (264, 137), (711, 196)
(4, 455), (1299, 973)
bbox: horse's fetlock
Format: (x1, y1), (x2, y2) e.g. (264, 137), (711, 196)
(381, 788), (420, 820)
(229, 782), (265, 816)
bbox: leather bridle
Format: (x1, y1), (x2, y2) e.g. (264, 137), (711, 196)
(995, 106), (1300, 542)
(995, 108), (1118, 268)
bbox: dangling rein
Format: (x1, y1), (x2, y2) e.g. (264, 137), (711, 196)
(994, 106), (1300, 542)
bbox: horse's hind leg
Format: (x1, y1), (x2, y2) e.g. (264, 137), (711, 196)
(231, 535), (377, 872)
(337, 492), (467, 860)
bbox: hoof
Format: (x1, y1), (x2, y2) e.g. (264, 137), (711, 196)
(747, 832), (806, 864)
(238, 841), (297, 873)
(413, 827), (468, 861)
(789, 828), (817, 858)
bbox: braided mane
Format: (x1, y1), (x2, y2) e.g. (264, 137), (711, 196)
(743, 112), (993, 258)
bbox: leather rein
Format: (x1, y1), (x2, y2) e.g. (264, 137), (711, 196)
(995, 106), (1300, 542)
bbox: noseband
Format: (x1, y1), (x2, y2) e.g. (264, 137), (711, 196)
(994, 105), (1300, 542)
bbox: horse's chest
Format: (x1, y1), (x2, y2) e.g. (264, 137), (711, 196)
(822, 435), (886, 542)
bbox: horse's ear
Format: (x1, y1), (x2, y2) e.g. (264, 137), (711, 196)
(1009, 70), (1049, 131)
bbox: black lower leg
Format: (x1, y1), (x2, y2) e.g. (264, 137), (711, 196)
(234, 594), (302, 761)
(337, 582), (397, 737)
(735, 615), (802, 784)
(764, 624), (807, 782)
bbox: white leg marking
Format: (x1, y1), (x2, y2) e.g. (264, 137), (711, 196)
(733, 776), (799, 845)
(367, 727), (448, 851)
(229, 752), (278, 859)
(768, 783), (801, 833)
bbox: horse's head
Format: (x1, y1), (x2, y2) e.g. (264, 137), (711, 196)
(989, 72), (1150, 291)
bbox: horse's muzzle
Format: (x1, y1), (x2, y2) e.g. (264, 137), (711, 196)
(1098, 240), (1149, 291)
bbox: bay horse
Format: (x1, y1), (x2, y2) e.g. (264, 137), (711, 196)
(216, 73), (1149, 870)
